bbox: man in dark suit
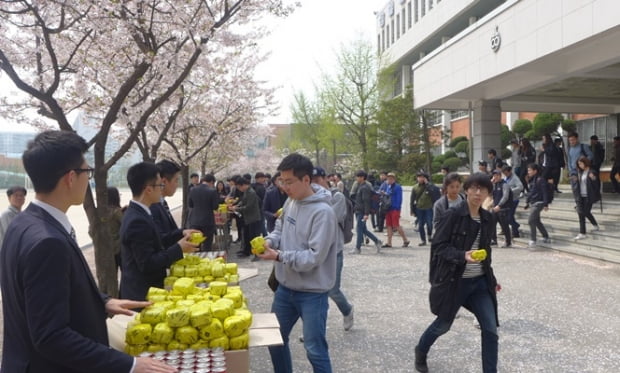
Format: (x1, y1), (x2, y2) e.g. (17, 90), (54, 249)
(0, 131), (175, 373)
(188, 173), (219, 251)
(150, 159), (183, 243)
(120, 162), (199, 302)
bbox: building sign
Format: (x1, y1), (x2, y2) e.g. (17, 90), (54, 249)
(491, 26), (501, 52)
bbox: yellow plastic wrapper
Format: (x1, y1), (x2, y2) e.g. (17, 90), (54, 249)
(166, 307), (190, 327)
(229, 332), (250, 350)
(186, 294), (203, 301)
(146, 344), (167, 353)
(228, 274), (239, 284)
(204, 293), (220, 302)
(184, 265), (199, 277)
(170, 265), (185, 278)
(199, 318), (224, 341)
(127, 317), (141, 330)
(152, 301), (175, 311)
(234, 309), (253, 329)
(209, 281), (228, 296)
(147, 294), (167, 303)
(193, 276), (204, 285)
(150, 322), (174, 344)
(223, 315), (247, 338)
(147, 287), (168, 297)
(218, 204), (228, 214)
(140, 307), (166, 325)
(250, 236), (265, 255)
(164, 276), (178, 289)
(212, 299), (234, 321)
(167, 341), (188, 351)
(175, 325), (199, 345)
(197, 262), (211, 277)
(209, 335), (229, 350)
(223, 292), (243, 309)
(191, 340), (211, 350)
(189, 232), (206, 245)
(471, 249), (487, 261)
(203, 275), (215, 283)
(224, 263), (238, 275)
(189, 303), (213, 328)
(173, 277), (196, 295)
(125, 344), (146, 356)
(211, 262), (225, 278)
(125, 323), (152, 345)
(213, 257), (225, 264)
(176, 299), (196, 308)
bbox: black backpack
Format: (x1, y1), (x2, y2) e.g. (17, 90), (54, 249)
(427, 183), (441, 204)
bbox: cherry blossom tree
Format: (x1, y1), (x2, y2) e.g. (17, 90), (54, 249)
(0, 0), (296, 296)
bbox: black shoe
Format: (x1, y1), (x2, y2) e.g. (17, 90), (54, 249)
(415, 346), (428, 373)
(490, 240), (498, 246)
(513, 232), (520, 238)
(418, 241), (426, 247)
(555, 189), (562, 193)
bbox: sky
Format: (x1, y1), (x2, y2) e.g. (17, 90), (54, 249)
(0, 0), (383, 132)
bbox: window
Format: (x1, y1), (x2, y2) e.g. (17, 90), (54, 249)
(408, 2), (412, 28)
(402, 9), (406, 34)
(414, 0), (418, 22)
(429, 0), (433, 10)
(391, 20), (395, 44)
(396, 14), (400, 39)
(386, 25), (390, 47)
(377, 34), (381, 54)
(450, 110), (469, 121)
(421, 0), (426, 17)
(382, 29), (385, 51)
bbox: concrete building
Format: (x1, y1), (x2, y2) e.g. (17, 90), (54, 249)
(376, 0), (620, 162)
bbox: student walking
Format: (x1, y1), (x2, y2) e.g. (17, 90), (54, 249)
(573, 157), (601, 240)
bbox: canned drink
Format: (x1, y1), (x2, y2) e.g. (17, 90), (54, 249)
(167, 350), (181, 358)
(180, 362), (195, 369)
(165, 358), (179, 366)
(211, 367), (227, 373)
(195, 369), (212, 373)
(197, 356), (211, 363)
(182, 349), (196, 356)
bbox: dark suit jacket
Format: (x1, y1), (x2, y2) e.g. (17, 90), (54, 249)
(188, 184), (219, 229)
(150, 200), (183, 247)
(0, 204), (133, 373)
(120, 202), (183, 301)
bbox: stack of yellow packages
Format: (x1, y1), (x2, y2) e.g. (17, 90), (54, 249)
(165, 255), (239, 288)
(125, 277), (252, 356)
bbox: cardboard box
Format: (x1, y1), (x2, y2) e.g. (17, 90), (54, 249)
(107, 312), (282, 373)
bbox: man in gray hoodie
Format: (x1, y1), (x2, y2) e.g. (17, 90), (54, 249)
(258, 153), (337, 373)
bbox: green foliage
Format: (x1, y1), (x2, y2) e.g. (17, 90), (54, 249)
(444, 150), (457, 159)
(524, 129), (537, 140)
(533, 113), (563, 137)
(512, 119), (532, 136)
(501, 148), (512, 160)
(454, 140), (469, 154)
(448, 136), (468, 148)
(562, 119), (577, 133)
(431, 161), (442, 173)
(443, 157), (463, 172)
(433, 154), (446, 164)
(500, 124), (512, 149)
(431, 173), (444, 185)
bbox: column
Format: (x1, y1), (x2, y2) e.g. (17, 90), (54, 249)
(472, 100), (501, 164)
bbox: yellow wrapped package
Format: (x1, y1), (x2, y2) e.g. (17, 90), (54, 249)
(223, 315), (247, 338)
(203, 275), (215, 283)
(209, 281), (228, 296)
(167, 341), (188, 351)
(184, 265), (199, 277)
(147, 294), (167, 303)
(125, 344), (146, 356)
(150, 322), (174, 344)
(189, 232), (206, 245)
(204, 293), (220, 302)
(228, 274), (239, 284)
(147, 287), (167, 297)
(140, 307), (166, 325)
(229, 332), (249, 350)
(176, 325), (199, 345)
(198, 318), (224, 341)
(152, 301), (175, 311)
(176, 299), (195, 308)
(173, 277), (196, 295)
(167, 294), (184, 302)
(193, 276), (204, 285)
(191, 340), (211, 350)
(209, 335), (230, 350)
(211, 299), (234, 321)
(186, 294), (203, 301)
(166, 307), (190, 327)
(170, 265), (185, 278)
(189, 302), (212, 328)
(218, 203), (228, 214)
(223, 292), (243, 309)
(125, 323), (152, 345)
(211, 262), (225, 278)
(234, 309), (253, 329)
(471, 249), (487, 261)
(164, 276), (178, 289)
(224, 263), (238, 275)
(146, 344), (167, 353)
(197, 262), (211, 277)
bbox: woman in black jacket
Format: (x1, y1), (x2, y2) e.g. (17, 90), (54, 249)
(525, 163), (551, 247)
(414, 173), (500, 373)
(573, 156), (601, 240)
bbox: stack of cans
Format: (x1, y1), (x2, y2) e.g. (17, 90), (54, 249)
(140, 348), (227, 372)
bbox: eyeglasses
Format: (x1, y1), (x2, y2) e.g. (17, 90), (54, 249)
(73, 168), (95, 180)
(149, 183), (166, 190)
(277, 178), (300, 187)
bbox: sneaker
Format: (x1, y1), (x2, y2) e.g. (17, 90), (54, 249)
(574, 233), (587, 240)
(500, 242), (512, 248)
(418, 241), (427, 247)
(414, 346), (429, 373)
(402, 241), (410, 248)
(490, 240), (498, 246)
(374, 240), (382, 254)
(343, 305), (354, 331)
(365, 237), (369, 245)
(542, 237), (552, 244)
(349, 248), (361, 254)
(528, 240), (537, 248)
(592, 225), (600, 232)
(381, 243), (392, 248)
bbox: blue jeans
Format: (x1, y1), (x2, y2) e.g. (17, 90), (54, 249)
(328, 251), (352, 316)
(417, 276), (498, 373)
(355, 213), (380, 249)
(268, 286), (332, 373)
(417, 208), (433, 242)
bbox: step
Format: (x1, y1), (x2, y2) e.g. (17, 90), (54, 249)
(513, 236), (620, 264)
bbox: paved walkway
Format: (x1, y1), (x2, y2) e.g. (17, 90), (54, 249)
(1, 190), (619, 372)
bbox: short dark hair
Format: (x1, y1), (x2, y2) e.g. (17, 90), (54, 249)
(277, 153), (313, 181)
(156, 160), (180, 180)
(271, 171), (281, 183)
(201, 174), (216, 183)
(527, 163), (541, 173)
(443, 172), (462, 189)
(501, 165), (512, 173)
(567, 132), (579, 139)
(22, 131), (88, 193)
(488, 149), (497, 156)
(463, 172), (493, 194)
(355, 170), (367, 179)
(577, 156), (591, 169)
(7, 186), (27, 197)
(590, 135), (598, 141)
(614, 136), (620, 141)
(235, 176), (250, 186)
(243, 173), (252, 181)
(127, 162), (159, 197)
(107, 186), (121, 208)
(190, 173), (199, 178)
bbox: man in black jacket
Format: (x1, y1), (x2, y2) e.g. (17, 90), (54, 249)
(351, 170), (382, 254)
(188, 174), (220, 251)
(150, 160), (183, 243)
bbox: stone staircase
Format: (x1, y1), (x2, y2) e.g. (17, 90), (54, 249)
(513, 184), (620, 264)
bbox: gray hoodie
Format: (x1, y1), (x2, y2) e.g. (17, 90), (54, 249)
(267, 185), (337, 293)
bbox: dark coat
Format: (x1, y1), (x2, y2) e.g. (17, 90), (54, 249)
(188, 184), (219, 230)
(526, 175), (551, 207)
(0, 204), (133, 373)
(120, 202), (183, 301)
(235, 186), (261, 225)
(150, 200), (183, 247)
(353, 182), (373, 215)
(428, 203), (499, 324)
(574, 169), (601, 213)
(263, 185), (287, 232)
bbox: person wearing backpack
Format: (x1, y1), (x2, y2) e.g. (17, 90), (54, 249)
(490, 170), (513, 248)
(412, 171), (434, 246)
(312, 167), (355, 331)
(380, 172), (411, 248)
